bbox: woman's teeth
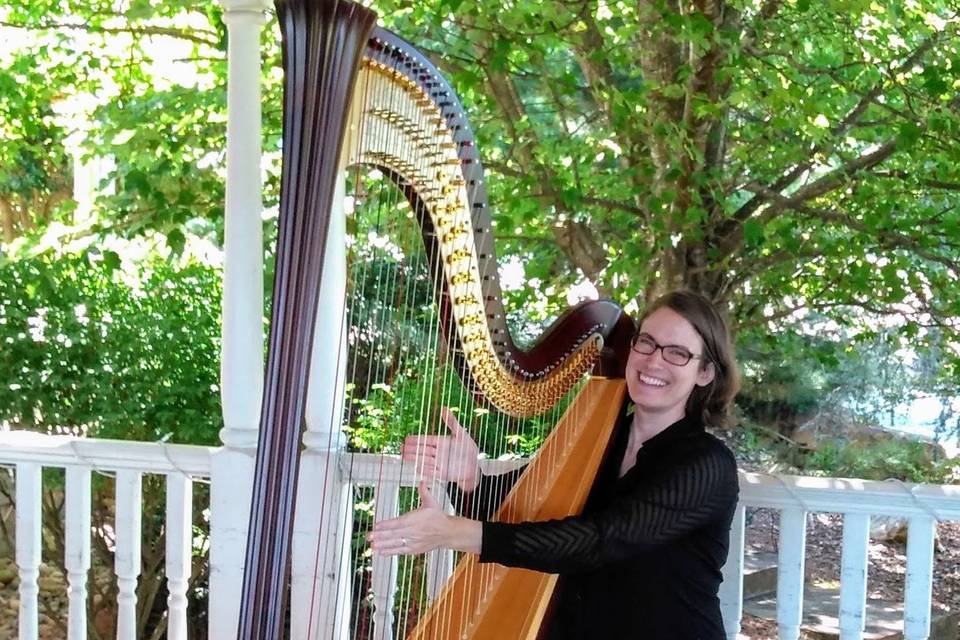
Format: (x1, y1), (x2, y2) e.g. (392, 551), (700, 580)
(639, 374), (667, 387)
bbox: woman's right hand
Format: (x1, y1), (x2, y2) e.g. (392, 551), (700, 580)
(402, 407), (480, 492)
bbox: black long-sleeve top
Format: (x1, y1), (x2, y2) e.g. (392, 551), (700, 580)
(452, 408), (739, 639)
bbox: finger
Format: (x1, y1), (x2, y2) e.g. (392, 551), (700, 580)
(404, 435), (440, 448)
(401, 454), (436, 468)
(402, 442), (438, 457)
(418, 481), (440, 509)
(407, 463), (441, 481)
(441, 407), (467, 438)
(372, 516), (409, 532)
(368, 538), (405, 555)
(366, 530), (406, 545)
(401, 448), (437, 463)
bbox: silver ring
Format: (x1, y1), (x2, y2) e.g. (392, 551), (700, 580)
(401, 537), (407, 546)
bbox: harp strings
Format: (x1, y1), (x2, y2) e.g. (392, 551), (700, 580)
(306, 43), (592, 638)
(303, 48), (380, 640)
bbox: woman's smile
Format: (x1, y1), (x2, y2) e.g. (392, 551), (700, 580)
(637, 373), (668, 387)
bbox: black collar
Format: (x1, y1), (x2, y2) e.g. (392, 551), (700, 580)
(629, 410), (704, 455)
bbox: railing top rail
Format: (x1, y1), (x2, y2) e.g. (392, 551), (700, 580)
(339, 451), (526, 486)
(739, 471), (960, 521)
(1, 438), (956, 519)
(341, 452), (960, 521)
(0, 430), (214, 477)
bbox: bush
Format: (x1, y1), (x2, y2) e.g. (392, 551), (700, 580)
(0, 251), (221, 639)
(0, 251), (222, 444)
(803, 438), (957, 484)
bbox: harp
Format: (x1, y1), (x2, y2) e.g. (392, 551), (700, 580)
(238, 1), (635, 637)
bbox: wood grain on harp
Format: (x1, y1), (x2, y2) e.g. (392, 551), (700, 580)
(239, 0), (634, 638)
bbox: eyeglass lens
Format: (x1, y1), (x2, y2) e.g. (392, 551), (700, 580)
(631, 334), (694, 366)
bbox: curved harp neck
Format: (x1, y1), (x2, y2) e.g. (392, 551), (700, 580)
(352, 31), (634, 417)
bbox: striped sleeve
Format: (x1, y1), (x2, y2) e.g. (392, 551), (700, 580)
(479, 443), (738, 573)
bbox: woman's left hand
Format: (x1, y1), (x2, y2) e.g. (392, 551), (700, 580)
(368, 483), (481, 556)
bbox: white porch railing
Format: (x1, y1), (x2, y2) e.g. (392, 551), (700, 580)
(0, 431), (211, 640)
(2, 430), (959, 640)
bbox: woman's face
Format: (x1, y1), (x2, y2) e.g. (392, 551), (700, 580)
(625, 306), (715, 421)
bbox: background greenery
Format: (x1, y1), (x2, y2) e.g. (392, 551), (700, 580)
(1, 2), (958, 637)
(1, 0), (957, 446)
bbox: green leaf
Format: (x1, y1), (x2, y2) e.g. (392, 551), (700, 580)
(921, 67), (949, 97)
(489, 38), (510, 71)
(897, 121), (922, 148)
(743, 219), (764, 246)
(126, 0), (154, 20)
(102, 250), (121, 272)
(166, 229), (186, 254)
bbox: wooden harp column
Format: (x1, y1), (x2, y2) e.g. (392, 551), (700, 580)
(238, 1), (636, 638)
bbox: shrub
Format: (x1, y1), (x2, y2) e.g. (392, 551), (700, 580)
(803, 438), (955, 484)
(0, 252), (222, 444)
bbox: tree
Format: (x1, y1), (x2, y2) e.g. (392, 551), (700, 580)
(371, 1), (959, 350)
(2, 0), (957, 395)
(0, 0), (283, 256)
(0, 49), (73, 242)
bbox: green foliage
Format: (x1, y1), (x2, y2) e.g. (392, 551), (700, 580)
(90, 84), (229, 249)
(804, 439), (958, 484)
(0, 252), (223, 444)
(0, 49), (74, 242)
(737, 331), (835, 426)
(0, 1), (283, 255)
(0, 0), (957, 453)
(735, 314), (955, 439)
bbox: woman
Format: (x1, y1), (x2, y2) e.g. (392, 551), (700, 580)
(369, 290), (741, 639)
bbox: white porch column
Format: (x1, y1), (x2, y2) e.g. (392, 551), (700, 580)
(210, 1), (270, 638)
(217, 0), (267, 450)
(291, 172), (352, 639)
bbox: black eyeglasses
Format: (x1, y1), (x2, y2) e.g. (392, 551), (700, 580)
(630, 333), (704, 367)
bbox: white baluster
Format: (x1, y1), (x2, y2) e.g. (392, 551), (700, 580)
(65, 466), (92, 640)
(425, 483), (455, 603)
(371, 482), (401, 640)
(777, 507), (807, 640)
(115, 470), (142, 640)
(838, 512), (870, 640)
(903, 516), (935, 640)
(720, 504), (745, 640)
(16, 463), (41, 640)
(165, 473), (193, 640)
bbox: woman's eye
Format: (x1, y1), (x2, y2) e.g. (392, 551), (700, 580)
(665, 347), (690, 359)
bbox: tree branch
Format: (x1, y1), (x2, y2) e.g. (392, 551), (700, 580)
(729, 31), (943, 226)
(870, 170), (960, 191)
(0, 19), (220, 48)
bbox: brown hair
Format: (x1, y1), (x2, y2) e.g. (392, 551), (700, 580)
(639, 290), (740, 427)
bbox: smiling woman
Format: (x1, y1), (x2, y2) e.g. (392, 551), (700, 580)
(370, 290), (743, 639)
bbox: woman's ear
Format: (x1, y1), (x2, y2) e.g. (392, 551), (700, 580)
(696, 361), (716, 387)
